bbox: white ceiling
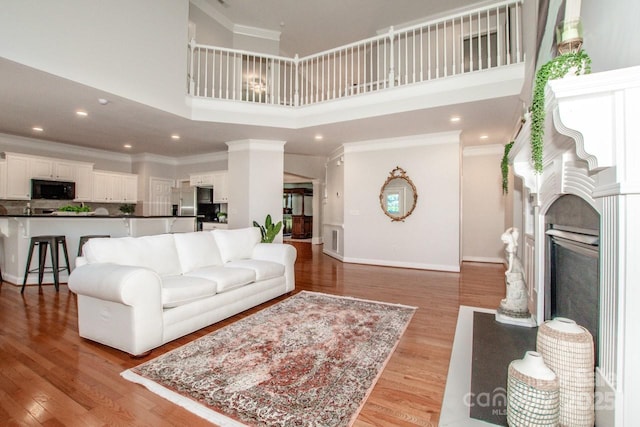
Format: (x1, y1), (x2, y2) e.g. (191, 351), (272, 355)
(0, 0), (524, 160)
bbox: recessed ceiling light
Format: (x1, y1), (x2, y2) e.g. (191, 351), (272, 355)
(76, 110), (88, 117)
(98, 98), (109, 105)
(314, 135), (323, 141)
(480, 135), (489, 140)
(123, 144), (132, 149)
(32, 126), (44, 132)
(450, 116), (461, 123)
(171, 134), (180, 140)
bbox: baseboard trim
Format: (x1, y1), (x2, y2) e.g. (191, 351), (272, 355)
(462, 256), (504, 264)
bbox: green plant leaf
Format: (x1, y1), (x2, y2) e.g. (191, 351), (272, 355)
(530, 50), (591, 174)
(501, 141), (514, 194)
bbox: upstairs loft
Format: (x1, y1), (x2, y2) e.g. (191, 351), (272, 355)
(187, 0), (527, 129)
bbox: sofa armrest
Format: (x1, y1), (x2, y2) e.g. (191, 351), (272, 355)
(68, 263), (163, 306)
(252, 243), (297, 265)
(251, 243), (297, 291)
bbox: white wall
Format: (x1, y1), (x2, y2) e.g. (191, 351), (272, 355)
(462, 145), (507, 263)
(226, 140), (285, 239)
(340, 132), (461, 271)
(0, 0), (190, 118)
(323, 150), (345, 258)
(189, 3), (233, 47)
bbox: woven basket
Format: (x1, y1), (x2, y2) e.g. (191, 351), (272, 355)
(537, 317), (594, 427)
(507, 351), (560, 427)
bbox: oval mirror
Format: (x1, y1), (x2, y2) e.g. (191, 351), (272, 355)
(379, 167), (418, 222)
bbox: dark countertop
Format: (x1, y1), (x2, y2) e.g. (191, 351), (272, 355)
(0, 215), (196, 219)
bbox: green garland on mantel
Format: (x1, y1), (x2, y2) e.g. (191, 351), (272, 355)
(530, 50), (592, 173)
(501, 141), (514, 194)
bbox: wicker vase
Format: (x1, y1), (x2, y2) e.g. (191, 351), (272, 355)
(507, 351), (560, 427)
(537, 317), (595, 427)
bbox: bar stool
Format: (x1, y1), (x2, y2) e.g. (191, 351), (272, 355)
(78, 235), (110, 256)
(21, 235), (71, 293)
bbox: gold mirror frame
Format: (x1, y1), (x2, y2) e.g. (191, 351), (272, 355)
(379, 166), (418, 222)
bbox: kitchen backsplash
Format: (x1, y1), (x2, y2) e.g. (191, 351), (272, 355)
(0, 199), (131, 216)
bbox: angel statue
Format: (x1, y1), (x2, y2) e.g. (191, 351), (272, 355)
(496, 227), (535, 326)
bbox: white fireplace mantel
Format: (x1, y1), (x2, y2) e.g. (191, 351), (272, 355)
(510, 65), (640, 427)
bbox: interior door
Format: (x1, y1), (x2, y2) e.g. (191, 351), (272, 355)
(148, 177), (174, 216)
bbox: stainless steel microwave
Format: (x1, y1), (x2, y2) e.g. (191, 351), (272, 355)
(31, 179), (76, 200)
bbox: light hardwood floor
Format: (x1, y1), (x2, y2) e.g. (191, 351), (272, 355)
(0, 242), (505, 426)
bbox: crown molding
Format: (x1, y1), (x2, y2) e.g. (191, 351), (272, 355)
(233, 24), (280, 41)
(131, 151), (228, 166)
(462, 144), (504, 157)
(343, 131), (461, 153)
(0, 132), (131, 164)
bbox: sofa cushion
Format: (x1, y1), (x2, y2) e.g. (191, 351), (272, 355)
(161, 275), (218, 308)
(225, 259), (285, 281)
(185, 265), (256, 293)
(83, 234), (182, 277)
(212, 227), (261, 263)
(173, 231), (223, 273)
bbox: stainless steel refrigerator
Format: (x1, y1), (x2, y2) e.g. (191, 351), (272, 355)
(171, 181), (197, 217)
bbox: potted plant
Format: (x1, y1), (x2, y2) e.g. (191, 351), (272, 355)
(119, 204), (136, 215)
(530, 50), (591, 173)
(253, 214), (282, 243)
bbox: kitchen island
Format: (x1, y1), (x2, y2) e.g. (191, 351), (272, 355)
(0, 215), (196, 286)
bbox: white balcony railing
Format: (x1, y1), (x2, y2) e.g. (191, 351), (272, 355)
(188, 0), (523, 107)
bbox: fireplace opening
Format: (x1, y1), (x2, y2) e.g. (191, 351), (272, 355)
(545, 195), (600, 364)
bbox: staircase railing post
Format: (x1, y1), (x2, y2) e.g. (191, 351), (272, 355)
(188, 38), (196, 95)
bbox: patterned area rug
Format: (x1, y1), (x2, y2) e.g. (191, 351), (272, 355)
(121, 291), (416, 426)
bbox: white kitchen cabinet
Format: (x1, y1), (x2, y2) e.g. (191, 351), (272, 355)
(5, 154), (31, 200)
(74, 164), (94, 201)
(30, 158), (76, 180)
(213, 172), (228, 203)
(92, 171), (138, 203)
(0, 161), (6, 199)
(122, 174), (138, 203)
(190, 173), (215, 187)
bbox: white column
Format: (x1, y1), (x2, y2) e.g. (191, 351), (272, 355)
(226, 139), (286, 242)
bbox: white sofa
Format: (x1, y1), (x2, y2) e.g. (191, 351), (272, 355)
(68, 227), (296, 356)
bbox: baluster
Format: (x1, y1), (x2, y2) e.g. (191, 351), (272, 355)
(219, 50), (223, 96)
(459, 16), (464, 73)
(469, 14), (474, 72)
(497, 7), (502, 67)
(232, 52), (237, 100)
(428, 25), (431, 80)
(452, 20), (456, 76)
(515, 1), (521, 63)
(322, 55), (325, 101)
(388, 26), (395, 88)
(506, 5), (511, 65)
(294, 55), (299, 106)
(487, 9), (491, 69)
(204, 49), (209, 97)
(331, 52), (335, 99)
(444, 21), (448, 77)
(225, 51), (230, 99)
(436, 23), (440, 78)
(477, 11), (482, 70)
(196, 47), (201, 96)
(419, 28), (424, 82)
